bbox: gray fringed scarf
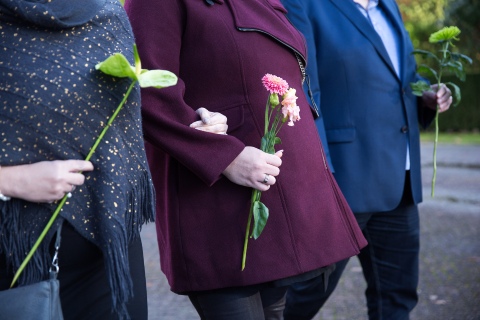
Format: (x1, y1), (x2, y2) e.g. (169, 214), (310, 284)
(0, 0), (155, 318)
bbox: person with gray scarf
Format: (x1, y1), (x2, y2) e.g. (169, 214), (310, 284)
(0, 0), (226, 318)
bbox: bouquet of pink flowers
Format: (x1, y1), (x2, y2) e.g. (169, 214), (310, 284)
(242, 74), (300, 270)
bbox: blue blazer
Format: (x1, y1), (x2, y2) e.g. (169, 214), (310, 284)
(282, 0), (435, 213)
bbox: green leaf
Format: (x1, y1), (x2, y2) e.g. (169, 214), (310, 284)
(260, 136), (268, 151)
(412, 49), (440, 65)
(137, 70), (178, 88)
(451, 53), (473, 65)
(274, 137), (282, 145)
(444, 61), (466, 81)
(429, 26), (461, 44)
(95, 53), (137, 79)
(252, 201), (269, 239)
(410, 80), (432, 97)
(446, 82), (461, 107)
(417, 64), (438, 81)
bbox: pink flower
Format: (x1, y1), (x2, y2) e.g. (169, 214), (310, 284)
(262, 74), (289, 96)
(281, 88), (300, 126)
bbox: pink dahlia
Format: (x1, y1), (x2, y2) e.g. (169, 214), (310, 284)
(281, 88), (301, 126)
(262, 74), (289, 96)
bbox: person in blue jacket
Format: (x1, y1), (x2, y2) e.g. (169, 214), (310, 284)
(280, 0), (453, 319)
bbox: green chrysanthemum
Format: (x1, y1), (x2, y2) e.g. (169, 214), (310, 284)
(429, 26), (461, 43)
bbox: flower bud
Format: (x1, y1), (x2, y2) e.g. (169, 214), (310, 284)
(269, 93), (279, 107)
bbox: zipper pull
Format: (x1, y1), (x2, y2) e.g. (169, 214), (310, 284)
(305, 74), (320, 118)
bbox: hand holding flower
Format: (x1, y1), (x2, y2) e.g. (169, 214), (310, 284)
(10, 45), (177, 287)
(241, 74), (300, 270)
(223, 147), (283, 191)
(422, 84), (453, 113)
(410, 26), (471, 197)
(0, 160), (94, 203)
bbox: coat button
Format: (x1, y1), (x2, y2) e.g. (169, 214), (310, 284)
(401, 125), (408, 133)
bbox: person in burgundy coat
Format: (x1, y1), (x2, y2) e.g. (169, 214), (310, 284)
(126, 0), (367, 318)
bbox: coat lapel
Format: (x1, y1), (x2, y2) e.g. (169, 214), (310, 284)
(329, 0), (398, 80)
(227, 0), (307, 61)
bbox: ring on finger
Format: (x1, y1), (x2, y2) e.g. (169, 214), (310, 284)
(262, 174), (270, 184)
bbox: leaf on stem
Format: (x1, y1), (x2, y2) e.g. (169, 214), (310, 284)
(446, 82), (462, 106)
(417, 64), (439, 81)
(451, 53), (473, 65)
(412, 49), (440, 63)
(95, 53), (137, 79)
(410, 80), (432, 97)
(138, 70), (178, 88)
(252, 201), (269, 239)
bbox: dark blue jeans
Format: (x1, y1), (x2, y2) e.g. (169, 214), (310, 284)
(188, 285), (288, 320)
(284, 178), (420, 320)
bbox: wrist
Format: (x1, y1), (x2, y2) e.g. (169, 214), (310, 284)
(0, 165), (11, 201)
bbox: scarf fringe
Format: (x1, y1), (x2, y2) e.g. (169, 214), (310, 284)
(104, 170), (155, 319)
(0, 200), (60, 286)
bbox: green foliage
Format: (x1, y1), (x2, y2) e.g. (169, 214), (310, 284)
(411, 26), (471, 107)
(398, 0), (479, 72)
(410, 26), (472, 197)
(252, 201), (269, 239)
(95, 45), (177, 89)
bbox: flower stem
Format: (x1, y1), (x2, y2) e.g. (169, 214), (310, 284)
(242, 189), (259, 270)
(431, 42), (448, 197)
(431, 109), (439, 197)
(10, 195), (68, 287)
(10, 80), (137, 288)
(85, 81), (136, 161)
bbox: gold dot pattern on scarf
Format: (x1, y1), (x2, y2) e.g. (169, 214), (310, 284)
(0, 0), (154, 243)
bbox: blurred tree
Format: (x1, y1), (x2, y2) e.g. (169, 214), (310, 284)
(444, 0), (480, 72)
(398, 0), (479, 72)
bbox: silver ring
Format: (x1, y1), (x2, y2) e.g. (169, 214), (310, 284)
(262, 174), (270, 184)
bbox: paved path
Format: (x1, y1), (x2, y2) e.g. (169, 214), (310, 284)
(140, 142), (480, 320)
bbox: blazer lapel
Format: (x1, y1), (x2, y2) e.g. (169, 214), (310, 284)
(329, 0), (398, 80)
(227, 0), (307, 60)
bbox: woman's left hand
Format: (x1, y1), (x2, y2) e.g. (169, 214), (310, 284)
(190, 107), (228, 135)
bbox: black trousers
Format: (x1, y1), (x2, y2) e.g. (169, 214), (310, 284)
(188, 285), (288, 320)
(0, 222), (148, 320)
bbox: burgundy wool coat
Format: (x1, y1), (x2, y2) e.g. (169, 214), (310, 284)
(126, 0), (367, 293)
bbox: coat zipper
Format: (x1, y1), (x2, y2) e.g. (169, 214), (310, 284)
(238, 27), (326, 168)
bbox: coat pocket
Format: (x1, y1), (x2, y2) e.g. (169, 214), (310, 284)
(215, 104), (245, 133)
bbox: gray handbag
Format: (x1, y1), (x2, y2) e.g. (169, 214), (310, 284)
(0, 223), (64, 320)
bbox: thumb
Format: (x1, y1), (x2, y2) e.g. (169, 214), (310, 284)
(275, 150), (284, 158)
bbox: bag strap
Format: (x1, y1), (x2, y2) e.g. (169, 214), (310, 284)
(49, 222), (63, 280)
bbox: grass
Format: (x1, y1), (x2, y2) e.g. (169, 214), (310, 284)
(420, 131), (480, 145)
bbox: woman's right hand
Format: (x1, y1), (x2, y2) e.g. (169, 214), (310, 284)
(222, 147), (283, 191)
(0, 160), (94, 203)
